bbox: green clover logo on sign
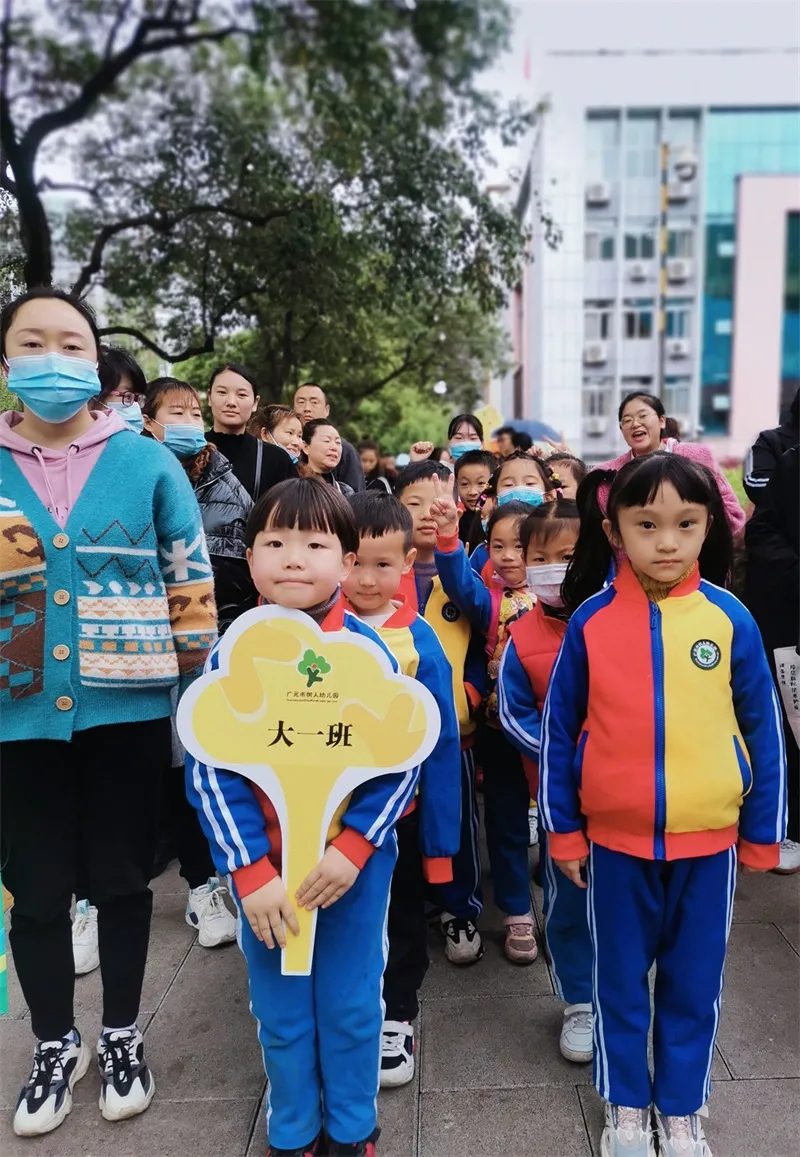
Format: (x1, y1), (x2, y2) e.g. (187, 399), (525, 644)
(297, 649), (332, 687)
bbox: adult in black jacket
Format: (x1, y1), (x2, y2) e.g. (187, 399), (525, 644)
(744, 444), (800, 871)
(743, 387), (799, 507)
(293, 381), (364, 492)
(206, 362), (296, 500)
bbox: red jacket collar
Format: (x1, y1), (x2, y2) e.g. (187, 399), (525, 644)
(614, 559), (701, 602)
(383, 594), (416, 629)
(396, 569), (419, 614)
(256, 592), (347, 631)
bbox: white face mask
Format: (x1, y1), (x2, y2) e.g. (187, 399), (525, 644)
(526, 562), (569, 607)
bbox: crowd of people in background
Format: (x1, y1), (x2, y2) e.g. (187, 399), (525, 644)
(0, 286), (795, 1157)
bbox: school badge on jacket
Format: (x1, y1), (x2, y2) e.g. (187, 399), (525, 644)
(177, 605), (441, 975)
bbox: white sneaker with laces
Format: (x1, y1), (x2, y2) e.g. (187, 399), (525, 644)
(97, 1027), (154, 1121)
(528, 803), (539, 847)
(440, 911), (484, 964)
(186, 878), (237, 947)
(773, 838), (800, 875)
(72, 900), (99, 976)
(13, 1030), (91, 1137)
(379, 1020), (415, 1087)
(600, 1104), (656, 1156)
(654, 1108), (712, 1156)
(560, 1002), (593, 1063)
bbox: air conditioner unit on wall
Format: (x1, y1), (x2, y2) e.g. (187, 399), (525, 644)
(667, 258), (692, 283)
(583, 341), (608, 365)
(586, 181), (611, 206)
(628, 261), (648, 282)
(668, 181), (691, 203)
(585, 416), (608, 436)
(666, 338), (690, 359)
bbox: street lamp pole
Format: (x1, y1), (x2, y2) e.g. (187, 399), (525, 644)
(657, 141), (670, 401)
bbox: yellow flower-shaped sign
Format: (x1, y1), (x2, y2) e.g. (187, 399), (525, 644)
(177, 606), (440, 974)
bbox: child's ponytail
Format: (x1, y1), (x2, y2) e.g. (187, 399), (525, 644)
(562, 470), (616, 614)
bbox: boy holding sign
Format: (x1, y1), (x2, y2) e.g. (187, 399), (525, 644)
(183, 479), (437, 1157)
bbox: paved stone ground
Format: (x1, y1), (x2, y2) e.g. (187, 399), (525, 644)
(1, 859), (798, 1156)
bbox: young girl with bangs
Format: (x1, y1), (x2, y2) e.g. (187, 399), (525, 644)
(540, 453), (785, 1157)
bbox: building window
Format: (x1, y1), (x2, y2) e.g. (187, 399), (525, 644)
(665, 113), (699, 151)
(585, 232), (615, 261)
(587, 114), (620, 182)
(664, 376), (691, 416)
(666, 301), (692, 338)
(626, 112), (660, 180)
(625, 232), (656, 260)
(623, 301), (654, 339)
(582, 380), (614, 417)
(668, 229), (694, 259)
(585, 302), (614, 341)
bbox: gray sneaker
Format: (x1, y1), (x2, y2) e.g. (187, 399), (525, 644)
(654, 1109), (712, 1156)
(600, 1105), (656, 1156)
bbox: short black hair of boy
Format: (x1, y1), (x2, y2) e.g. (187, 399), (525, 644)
(245, 477), (358, 555)
(394, 459), (453, 495)
(520, 497), (580, 554)
(454, 449), (496, 477)
(349, 491), (413, 553)
(512, 431), (533, 452)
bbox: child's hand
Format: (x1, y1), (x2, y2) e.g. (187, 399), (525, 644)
(241, 877), (300, 949)
(554, 857), (587, 889)
(296, 846), (360, 911)
(410, 441), (434, 462)
(430, 474), (459, 536)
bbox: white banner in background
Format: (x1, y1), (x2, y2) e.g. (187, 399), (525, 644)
(774, 646), (800, 749)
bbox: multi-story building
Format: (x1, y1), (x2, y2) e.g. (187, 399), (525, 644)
(497, 0), (800, 461)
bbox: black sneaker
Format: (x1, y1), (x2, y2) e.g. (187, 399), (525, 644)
(328, 1127), (380, 1155)
(440, 911), (484, 964)
(13, 1029), (91, 1136)
(97, 1027), (155, 1121)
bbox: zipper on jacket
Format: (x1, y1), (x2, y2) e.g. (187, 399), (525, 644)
(650, 602), (667, 859)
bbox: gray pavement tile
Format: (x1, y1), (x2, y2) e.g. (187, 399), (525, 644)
(421, 1086), (592, 1156)
(702, 1078), (800, 1157)
(424, 924), (553, 1000)
(776, 920), (799, 954)
(143, 940), (265, 1101)
(0, 1097), (259, 1157)
(716, 923), (800, 1078)
(732, 870), (800, 925)
(150, 860), (187, 895)
(421, 994), (593, 1091)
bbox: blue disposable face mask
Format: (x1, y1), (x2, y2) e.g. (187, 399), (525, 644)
(157, 422), (208, 459)
(6, 352), (100, 424)
(497, 486), (545, 508)
(450, 440), (482, 460)
(268, 431), (299, 463)
(108, 401), (144, 434)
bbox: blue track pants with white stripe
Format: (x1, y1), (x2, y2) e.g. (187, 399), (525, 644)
(588, 842), (736, 1116)
(234, 836), (397, 1150)
(540, 828), (592, 1005)
(435, 747), (483, 921)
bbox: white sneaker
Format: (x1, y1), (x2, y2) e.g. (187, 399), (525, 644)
(440, 911), (484, 964)
(72, 900), (99, 976)
(600, 1104), (656, 1156)
(379, 1020), (415, 1088)
(186, 878), (237, 947)
(773, 838), (800, 875)
(98, 1027), (154, 1121)
(13, 1030), (91, 1136)
(528, 803), (539, 846)
(560, 1002), (593, 1063)
(654, 1108), (712, 1155)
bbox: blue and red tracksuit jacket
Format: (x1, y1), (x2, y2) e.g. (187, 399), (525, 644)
(536, 562), (787, 871)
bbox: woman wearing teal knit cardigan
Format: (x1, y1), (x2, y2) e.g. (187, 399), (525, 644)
(0, 288), (218, 1138)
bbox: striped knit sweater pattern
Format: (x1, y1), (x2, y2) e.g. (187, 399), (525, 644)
(0, 434), (217, 741)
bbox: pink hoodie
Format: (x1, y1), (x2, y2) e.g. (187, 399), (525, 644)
(593, 438), (746, 537)
(0, 409), (129, 528)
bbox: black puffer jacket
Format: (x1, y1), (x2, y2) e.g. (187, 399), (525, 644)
(194, 449), (256, 630)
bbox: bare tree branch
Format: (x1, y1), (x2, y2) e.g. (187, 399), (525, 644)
(97, 324), (214, 363)
(36, 177), (99, 199)
(103, 0), (133, 62)
(71, 202), (294, 297)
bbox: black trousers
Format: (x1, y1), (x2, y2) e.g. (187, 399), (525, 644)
(164, 763), (215, 890)
(382, 810), (429, 1023)
(0, 718), (169, 1040)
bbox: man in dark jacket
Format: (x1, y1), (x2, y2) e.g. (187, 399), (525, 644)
(743, 387), (799, 506)
(744, 444), (800, 872)
(293, 382), (364, 492)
